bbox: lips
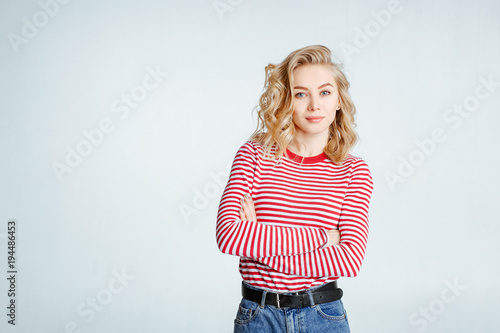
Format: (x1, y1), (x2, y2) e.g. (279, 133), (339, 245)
(306, 117), (324, 123)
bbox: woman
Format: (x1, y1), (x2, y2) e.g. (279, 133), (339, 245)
(216, 45), (373, 332)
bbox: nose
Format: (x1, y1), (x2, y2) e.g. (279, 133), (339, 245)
(308, 95), (319, 111)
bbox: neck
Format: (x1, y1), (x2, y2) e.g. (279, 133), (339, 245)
(289, 132), (329, 157)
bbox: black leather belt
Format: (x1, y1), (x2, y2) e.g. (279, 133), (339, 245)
(241, 281), (342, 308)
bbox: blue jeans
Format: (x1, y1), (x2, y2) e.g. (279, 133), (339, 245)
(233, 282), (350, 333)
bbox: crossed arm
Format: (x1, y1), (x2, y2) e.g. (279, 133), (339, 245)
(237, 164), (373, 278)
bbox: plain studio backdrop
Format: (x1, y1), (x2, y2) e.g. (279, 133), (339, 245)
(1, 0), (499, 332)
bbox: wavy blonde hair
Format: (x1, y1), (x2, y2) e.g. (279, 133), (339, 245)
(249, 45), (358, 165)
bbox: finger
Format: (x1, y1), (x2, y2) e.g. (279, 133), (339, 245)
(247, 197), (257, 220)
(244, 195), (257, 222)
(241, 195), (257, 221)
(239, 207), (246, 221)
(245, 195), (255, 209)
(242, 201), (253, 220)
(240, 197), (250, 218)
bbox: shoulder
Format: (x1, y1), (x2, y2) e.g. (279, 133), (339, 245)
(237, 140), (262, 154)
(234, 140), (266, 162)
(343, 154), (370, 168)
(342, 154), (372, 180)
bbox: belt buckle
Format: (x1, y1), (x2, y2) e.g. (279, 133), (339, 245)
(275, 293), (280, 308)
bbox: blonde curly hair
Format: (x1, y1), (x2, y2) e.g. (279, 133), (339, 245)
(249, 45), (358, 165)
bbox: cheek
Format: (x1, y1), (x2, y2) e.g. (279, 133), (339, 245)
(327, 110), (336, 124)
(291, 111), (303, 128)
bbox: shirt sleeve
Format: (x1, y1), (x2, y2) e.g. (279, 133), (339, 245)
(216, 142), (329, 258)
(257, 158), (373, 278)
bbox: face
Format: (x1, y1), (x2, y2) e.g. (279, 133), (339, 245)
(291, 64), (340, 142)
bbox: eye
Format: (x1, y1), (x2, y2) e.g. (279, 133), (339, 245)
(295, 92), (306, 98)
(321, 90), (331, 96)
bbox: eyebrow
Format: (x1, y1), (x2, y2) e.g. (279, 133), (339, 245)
(293, 83), (334, 90)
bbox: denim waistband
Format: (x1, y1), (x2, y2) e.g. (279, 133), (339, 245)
(242, 280), (338, 296)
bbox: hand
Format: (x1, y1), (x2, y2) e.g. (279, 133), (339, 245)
(239, 194), (257, 222)
(326, 229), (341, 247)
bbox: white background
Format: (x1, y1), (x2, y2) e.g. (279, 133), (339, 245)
(1, 0), (499, 332)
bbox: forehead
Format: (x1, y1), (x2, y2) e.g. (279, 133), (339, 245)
(292, 64), (336, 86)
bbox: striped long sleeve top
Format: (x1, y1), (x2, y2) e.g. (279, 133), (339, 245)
(216, 140), (374, 292)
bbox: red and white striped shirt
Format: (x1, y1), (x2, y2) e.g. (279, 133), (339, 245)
(216, 140), (373, 292)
